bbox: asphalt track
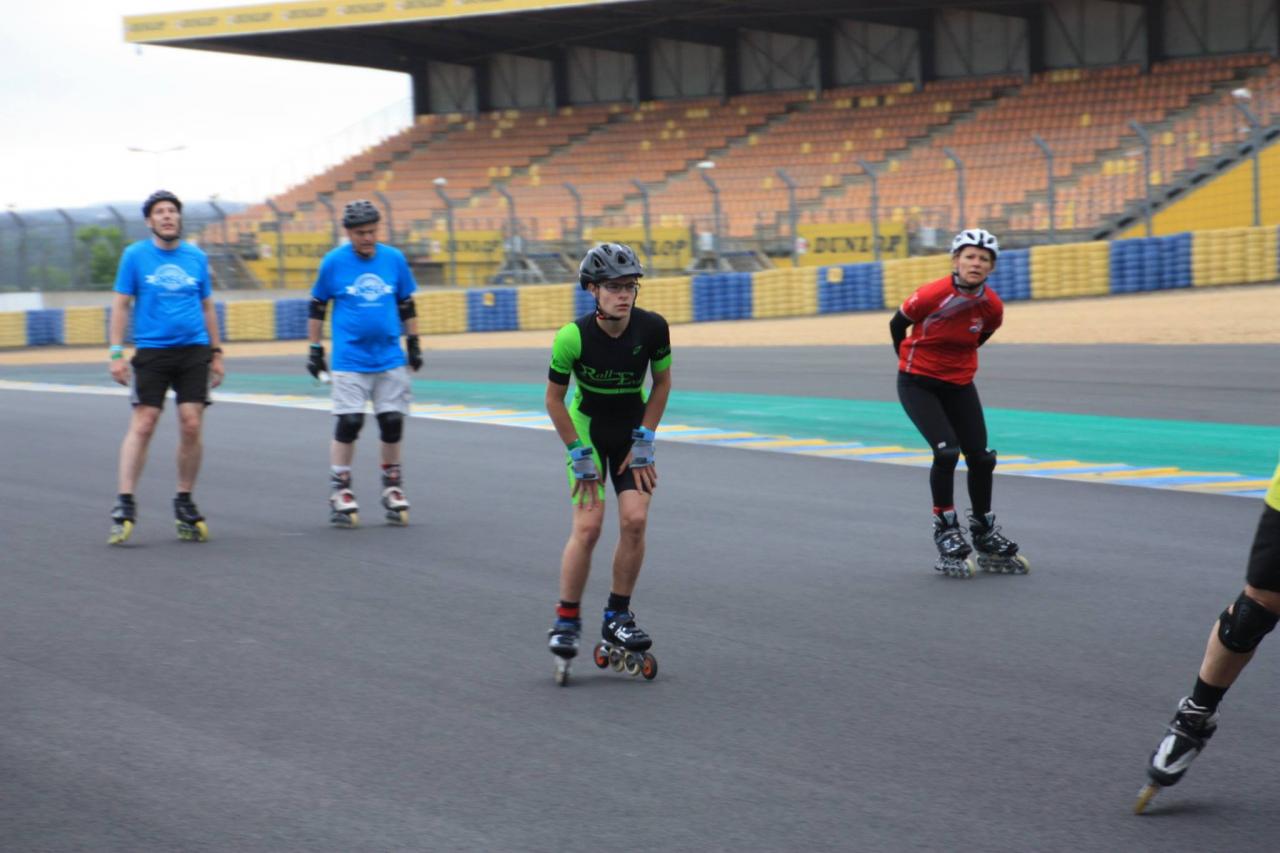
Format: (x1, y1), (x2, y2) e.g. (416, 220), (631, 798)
(2, 345), (1279, 852)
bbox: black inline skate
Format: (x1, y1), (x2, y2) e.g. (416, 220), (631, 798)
(380, 464), (410, 526)
(329, 470), (359, 528)
(548, 618), (582, 686)
(108, 494), (137, 545)
(1135, 697), (1218, 813)
(173, 493), (209, 542)
(933, 509), (974, 578)
(593, 609), (658, 680)
(968, 511), (1029, 574)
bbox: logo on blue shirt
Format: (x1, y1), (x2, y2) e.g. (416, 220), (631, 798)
(346, 273), (393, 303)
(145, 263), (199, 292)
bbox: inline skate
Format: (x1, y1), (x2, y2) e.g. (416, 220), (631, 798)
(968, 511), (1029, 574)
(1135, 696), (1218, 814)
(593, 609), (658, 680)
(173, 493), (209, 542)
(933, 510), (974, 578)
(108, 494), (137, 545)
(329, 470), (359, 528)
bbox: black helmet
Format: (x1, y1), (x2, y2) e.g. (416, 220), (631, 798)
(578, 242), (644, 289)
(342, 199), (381, 228)
(142, 189), (182, 219)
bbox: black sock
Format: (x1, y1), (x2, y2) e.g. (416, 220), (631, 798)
(118, 493), (135, 504)
(606, 593), (631, 615)
(1191, 677), (1229, 712)
(177, 492), (192, 502)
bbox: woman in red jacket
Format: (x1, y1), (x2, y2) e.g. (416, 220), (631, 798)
(889, 228), (1029, 578)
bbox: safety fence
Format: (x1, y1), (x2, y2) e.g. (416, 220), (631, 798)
(1, 226), (1276, 349)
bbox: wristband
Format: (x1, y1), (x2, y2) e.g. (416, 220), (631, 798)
(109, 345), (124, 360)
(210, 346), (223, 354)
(566, 439), (584, 451)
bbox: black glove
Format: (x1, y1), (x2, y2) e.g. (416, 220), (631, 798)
(307, 343), (328, 379)
(406, 334), (423, 372)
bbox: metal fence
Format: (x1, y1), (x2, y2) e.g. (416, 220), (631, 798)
(0, 206), (238, 293)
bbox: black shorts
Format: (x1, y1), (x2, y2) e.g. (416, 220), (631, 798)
(131, 345), (212, 409)
(590, 419), (642, 496)
(1245, 504), (1280, 592)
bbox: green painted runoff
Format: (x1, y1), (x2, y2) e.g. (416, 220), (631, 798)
(6, 368), (1278, 478)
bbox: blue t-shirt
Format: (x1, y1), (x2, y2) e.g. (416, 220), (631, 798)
(113, 240), (212, 349)
(311, 243), (418, 373)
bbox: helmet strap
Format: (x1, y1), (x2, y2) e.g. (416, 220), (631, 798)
(595, 299), (623, 322)
(952, 271), (984, 293)
(150, 223), (182, 247)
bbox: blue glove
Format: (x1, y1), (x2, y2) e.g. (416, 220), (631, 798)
(569, 445), (599, 481)
(629, 427), (656, 468)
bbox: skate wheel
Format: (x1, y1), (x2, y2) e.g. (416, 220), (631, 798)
(593, 643), (609, 669)
(554, 658), (571, 687)
(1012, 555), (1030, 574)
(624, 652), (642, 676)
(641, 653), (658, 681)
(1134, 783), (1160, 815)
(386, 510), (409, 526)
(176, 521), (209, 542)
(609, 647), (625, 671)
(108, 520), (134, 545)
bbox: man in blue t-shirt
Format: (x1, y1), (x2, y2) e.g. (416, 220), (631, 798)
(306, 199), (422, 527)
(107, 190), (224, 545)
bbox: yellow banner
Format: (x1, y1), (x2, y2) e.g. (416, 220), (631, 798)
(125, 0), (636, 42)
(796, 222), (908, 266)
(585, 226), (691, 271)
(417, 230), (504, 265)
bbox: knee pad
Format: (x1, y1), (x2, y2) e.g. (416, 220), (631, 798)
(932, 445), (961, 471)
(966, 448), (997, 476)
(1217, 591), (1279, 653)
(334, 413), (364, 443)
(376, 411), (404, 444)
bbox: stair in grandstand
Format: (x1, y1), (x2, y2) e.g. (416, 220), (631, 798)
(205, 246), (260, 289)
(1090, 64), (1280, 239)
(1010, 63), (1267, 236)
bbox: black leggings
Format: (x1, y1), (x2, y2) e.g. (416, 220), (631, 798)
(897, 371), (994, 515)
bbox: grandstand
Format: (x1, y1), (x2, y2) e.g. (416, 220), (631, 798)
(119, 0), (1280, 289)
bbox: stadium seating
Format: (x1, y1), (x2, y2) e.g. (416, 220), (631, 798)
(215, 53), (1278, 272)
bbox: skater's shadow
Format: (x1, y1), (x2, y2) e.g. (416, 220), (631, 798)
(1136, 801), (1216, 818)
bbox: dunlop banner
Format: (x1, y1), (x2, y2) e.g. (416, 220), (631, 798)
(261, 230), (332, 271)
(419, 230), (504, 264)
(585, 226), (690, 271)
(125, 0), (637, 43)
(796, 222), (908, 266)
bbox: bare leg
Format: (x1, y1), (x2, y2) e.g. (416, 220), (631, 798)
(559, 500), (604, 602)
(175, 403), (205, 492)
(330, 439), (356, 468)
(610, 489), (652, 597)
(117, 405), (162, 493)
(380, 441), (401, 466)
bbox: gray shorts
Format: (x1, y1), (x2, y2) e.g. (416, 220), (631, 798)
(331, 367), (411, 415)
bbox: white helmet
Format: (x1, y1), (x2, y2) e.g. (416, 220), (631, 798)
(951, 228), (999, 259)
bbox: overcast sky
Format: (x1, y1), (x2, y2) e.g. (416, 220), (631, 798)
(1, 0), (411, 212)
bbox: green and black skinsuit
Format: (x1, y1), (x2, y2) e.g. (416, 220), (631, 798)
(548, 307), (672, 499)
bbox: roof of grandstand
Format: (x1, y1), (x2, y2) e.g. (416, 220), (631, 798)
(126, 0), (1065, 71)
